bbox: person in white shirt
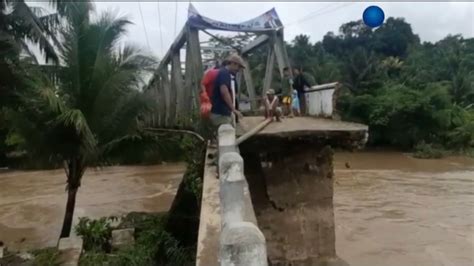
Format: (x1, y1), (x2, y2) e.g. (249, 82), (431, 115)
(263, 89), (282, 122)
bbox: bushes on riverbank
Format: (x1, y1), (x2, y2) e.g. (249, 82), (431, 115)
(0, 247), (60, 266)
(77, 137), (204, 265)
(77, 212), (193, 266)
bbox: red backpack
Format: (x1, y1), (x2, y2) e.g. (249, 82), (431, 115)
(200, 69), (219, 119)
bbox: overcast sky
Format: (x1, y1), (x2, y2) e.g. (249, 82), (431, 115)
(90, 1), (473, 59)
(31, 1), (474, 60)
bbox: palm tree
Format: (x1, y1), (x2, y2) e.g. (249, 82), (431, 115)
(1, 0), (68, 169)
(0, 0), (62, 61)
(1, 0), (64, 109)
(7, 2), (157, 237)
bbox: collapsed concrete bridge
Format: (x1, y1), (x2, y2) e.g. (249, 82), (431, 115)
(144, 4), (369, 266)
(196, 117), (368, 266)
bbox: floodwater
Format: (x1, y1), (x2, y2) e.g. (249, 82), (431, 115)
(334, 152), (474, 266)
(0, 163), (186, 251)
(1, 152), (473, 266)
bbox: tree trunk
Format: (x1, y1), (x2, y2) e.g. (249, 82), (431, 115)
(59, 158), (85, 239)
(59, 187), (78, 238)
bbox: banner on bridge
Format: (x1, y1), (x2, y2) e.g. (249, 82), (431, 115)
(187, 4), (283, 32)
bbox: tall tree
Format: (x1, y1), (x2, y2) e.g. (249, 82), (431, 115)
(7, 1), (157, 237)
(0, 0), (66, 108)
(289, 34), (313, 69)
(0, 0), (67, 166)
(373, 17), (420, 58)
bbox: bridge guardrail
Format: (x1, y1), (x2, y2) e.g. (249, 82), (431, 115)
(217, 124), (268, 266)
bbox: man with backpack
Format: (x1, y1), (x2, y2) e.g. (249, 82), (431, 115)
(200, 60), (225, 120)
(210, 54), (244, 127)
(200, 61), (225, 142)
(199, 55), (244, 141)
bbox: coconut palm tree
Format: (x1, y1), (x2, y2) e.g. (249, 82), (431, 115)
(7, 1), (157, 237)
(1, 0), (68, 169)
(1, 0), (65, 109)
(0, 0), (62, 62)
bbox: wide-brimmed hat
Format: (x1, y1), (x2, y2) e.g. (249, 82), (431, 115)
(266, 89), (275, 95)
(226, 54), (245, 68)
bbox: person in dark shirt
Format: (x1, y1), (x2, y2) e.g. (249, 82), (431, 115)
(293, 67), (311, 115)
(210, 54), (244, 132)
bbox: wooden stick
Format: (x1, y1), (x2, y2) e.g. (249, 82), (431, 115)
(144, 128), (205, 142)
(305, 82), (339, 93)
(236, 118), (272, 145)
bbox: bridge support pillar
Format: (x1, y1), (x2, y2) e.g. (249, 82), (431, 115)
(242, 141), (349, 266)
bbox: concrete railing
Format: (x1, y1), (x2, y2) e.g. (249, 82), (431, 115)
(305, 82), (340, 118)
(217, 124), (268, 266)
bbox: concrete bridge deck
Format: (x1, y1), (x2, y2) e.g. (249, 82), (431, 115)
(237, 116), (368, 150)
(237, 116), (368, 137)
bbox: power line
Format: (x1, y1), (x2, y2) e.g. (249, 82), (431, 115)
(286, 2), (340, 26)
(138, 2), (151, 50)
(302, 3), (354, 24)
(156, 2), (164, 57)
(174, 2), (178, 37)
(286, 3), (355, 28)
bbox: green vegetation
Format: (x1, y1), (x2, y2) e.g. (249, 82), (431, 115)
(76, 213), (193, 266)
(180, 136), (204, 200)
(1, 1), (472, 264)
(75, 217), (118, 252)
(204, 19), (473, 158)
(163, 136), (205, 258)
(413, 142), (445, 159)
(2, 1), (161, 238)
(73, 142), (205, 266)
(0, 248), (60, 266)
(283, 19), (473, 156)
(32, 248), (60, 266)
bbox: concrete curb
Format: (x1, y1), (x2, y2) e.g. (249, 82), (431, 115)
(220, 221), (267, 266)
(217, 124), (268, 266)
(219, 152), (245, 228)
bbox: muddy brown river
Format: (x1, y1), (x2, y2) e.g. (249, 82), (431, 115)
(334, 152), (474, 266)
(0, 163), (186, 251)
(0, 152), (473, 266)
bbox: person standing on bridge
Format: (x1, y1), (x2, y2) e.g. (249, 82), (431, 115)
(293, 67), (311, 115)
(281, 67), (294, 118)
(200, 60), (228, 141)
(210, 54), (244, 133)
(200, 60), (229, 118)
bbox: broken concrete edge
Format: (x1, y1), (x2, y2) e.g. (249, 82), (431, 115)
(220, 221), (268, 266)
(217, 124), (268, 266)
